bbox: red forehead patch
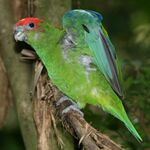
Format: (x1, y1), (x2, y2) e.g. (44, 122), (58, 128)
(16, 17), (44, 27)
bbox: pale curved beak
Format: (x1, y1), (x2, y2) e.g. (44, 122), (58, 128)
(14, 26), (27, 42)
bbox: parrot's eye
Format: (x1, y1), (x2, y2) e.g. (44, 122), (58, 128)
(28, 22), (35, 28)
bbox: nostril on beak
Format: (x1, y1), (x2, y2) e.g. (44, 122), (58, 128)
(13, 26), (24, 34)
(14, 29), (26, 42)
(14, 30), (21, 41)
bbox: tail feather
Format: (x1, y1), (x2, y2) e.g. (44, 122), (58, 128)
(121, 112), (142, 142)
(111, 107), (142, 142)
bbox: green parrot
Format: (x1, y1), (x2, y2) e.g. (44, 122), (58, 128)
(14, 9), (142, 141)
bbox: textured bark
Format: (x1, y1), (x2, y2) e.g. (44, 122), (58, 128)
(0, 0), (37, 149)
(32, 64), (75, 150)
(60, 109), (124, 150)
(0, 56), (10, 128)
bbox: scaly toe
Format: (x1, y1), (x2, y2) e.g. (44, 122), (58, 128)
(62, 105), (84, 117)
(56, 95), (76, 106)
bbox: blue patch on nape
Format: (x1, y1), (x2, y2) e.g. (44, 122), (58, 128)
(88, 10), (103, 21)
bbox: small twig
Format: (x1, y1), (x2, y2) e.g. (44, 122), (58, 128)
(32, 61), (44, 96)
(33, 99), (51, 150)
(51, 111), (65, 149)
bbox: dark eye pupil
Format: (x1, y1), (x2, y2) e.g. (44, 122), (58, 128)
(29, 22), (35, 28)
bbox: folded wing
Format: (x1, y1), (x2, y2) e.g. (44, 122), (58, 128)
(62, 9), (123, 98)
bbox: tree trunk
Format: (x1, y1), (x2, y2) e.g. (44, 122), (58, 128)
(0, 0), (73, 150)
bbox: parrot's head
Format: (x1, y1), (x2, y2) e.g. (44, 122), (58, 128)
(14, 17), (44, 41)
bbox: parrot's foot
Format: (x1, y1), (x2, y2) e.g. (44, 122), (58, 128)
(56, 96), (84, 117)
(56, 95), (76, 106)
(62, 105), (84, 117)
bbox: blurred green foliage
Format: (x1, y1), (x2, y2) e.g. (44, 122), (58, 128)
(1, 0), (150, 149)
